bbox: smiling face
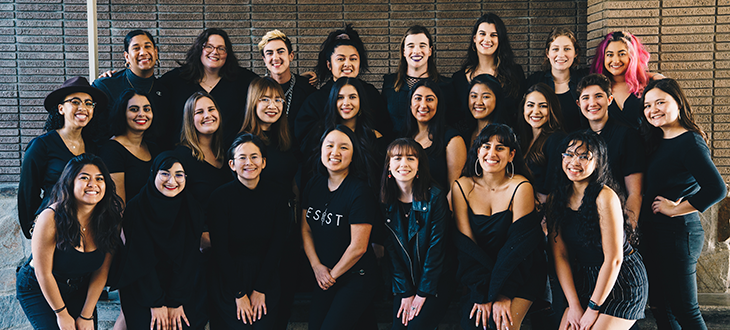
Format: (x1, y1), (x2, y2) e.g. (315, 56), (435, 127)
(643, 88), (681, 129)
(578, 85), (613, 123)
(255, 88), (283, 130)
(328, 45), (360, 80)
(125, 94), (153, 133)
(228, 141), (266, 186)
(124, 34), (158, 77)
(548, 36), (576, 71)
(523, 91), (549, 129)
(337, 84), (360, 122)
(193, 97), (220, 135)
(389, 149), (419, 183)
(410, 86), (438, 123)
(155, 162), (186, 198)
(561, 141), (596, 183)
(58, 92), (94, 129)
(403, 33), (432, 72)
(200, 34), (228, 72)
(604, 41), (629, 77)
(321, 130), (353, 175)
(473, 23), (499, 57)
(73, 164), (106, 206)
(262, 39), (293, 77)
(469, 83), (496, 120)
(477, 135), (515, 175)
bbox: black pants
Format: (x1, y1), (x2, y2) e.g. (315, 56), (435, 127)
(642, 217), (707, 330)
(16, 260), (97, 330)
(309, 270), (377, 330)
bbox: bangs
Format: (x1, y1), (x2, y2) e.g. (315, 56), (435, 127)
(388, 143), (419, 159)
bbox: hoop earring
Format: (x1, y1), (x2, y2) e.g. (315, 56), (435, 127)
(125, 62), (130, 68)
(474, 159), (482, 176)
(508, 161), (515, 180)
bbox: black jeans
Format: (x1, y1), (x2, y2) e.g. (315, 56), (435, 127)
(309, 270), (377, 330)
(16, 260), (97, 329)
(641, 216), (707, 330)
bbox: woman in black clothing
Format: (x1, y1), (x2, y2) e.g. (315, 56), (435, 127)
(452, 13), (525, 128)
(16, 154), (123, 330)
(207, 134), (288, 329)
(117, 152), (206, 330)
(160, 28), (258, 148)
(451, 124), (545, 330)
(517, 83), (566, 203)
(526, 28), (588, 133)
(18, 77), (107, 239)
(301, 125), (379, 330)
(545, 131), (648, 330)
(380, 138), (453, 329)
(406, 80), (466, 197)
(99, 89), (159, 203)
(459, 74), (507, 149)
(295, 25), (390, 143)
(382, 25), (455, 136)
(640, 78), (726, 330)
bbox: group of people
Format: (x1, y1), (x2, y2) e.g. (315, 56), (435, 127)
(15, 11), (726, 330)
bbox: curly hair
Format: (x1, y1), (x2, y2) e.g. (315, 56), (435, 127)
(591, 31), (650, 96)
(178, 28), (241, 82)
(315, 24), (368, 84)
(49, 154), (123, 253)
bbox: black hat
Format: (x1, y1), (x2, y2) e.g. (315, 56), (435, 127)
(43, 76), (108, 113)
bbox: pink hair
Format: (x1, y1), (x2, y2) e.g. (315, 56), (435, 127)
(591, 31), (650, 96)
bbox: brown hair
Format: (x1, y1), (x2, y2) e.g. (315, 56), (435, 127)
(179, 91), (225, 163)
(394, 25), (441, 92)
(240, 77), (291, 151)
(542, 27), (581, 71)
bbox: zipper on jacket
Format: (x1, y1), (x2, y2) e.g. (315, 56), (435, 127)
(385, 221), (417, 286)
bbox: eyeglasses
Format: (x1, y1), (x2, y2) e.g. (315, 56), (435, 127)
(561, 152), (593, 164)
(158, 171), (186, 182)
(259, 97), (284, 106)
(62, 98), (96, 109)
(203, 44), (227, 54)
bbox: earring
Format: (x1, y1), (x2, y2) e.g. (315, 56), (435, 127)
(416, 172), (419, 179)
(388, 171), (392, 178)
(125, 61), (130, 68)
(508, 161), (515, 180)
(474, 159), (482, 176)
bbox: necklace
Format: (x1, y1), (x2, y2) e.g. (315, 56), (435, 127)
(200, 75), (221, 91)
(401, 203), (412, 218)
(284, 75), (296, 116)
(125, 70), (154, 94)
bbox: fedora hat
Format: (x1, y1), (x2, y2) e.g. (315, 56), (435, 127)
(43, 76), (108, 113)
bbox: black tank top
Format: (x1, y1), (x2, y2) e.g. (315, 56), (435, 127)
(561, 208), (632, 266)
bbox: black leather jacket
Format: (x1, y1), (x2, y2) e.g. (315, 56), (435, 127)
(382, 185), (450, 297)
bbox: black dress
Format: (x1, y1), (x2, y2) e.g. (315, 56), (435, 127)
(525, 132), (567, 196)
(17, 130), (95, 239)
(159, 67), (259, 148)
(207, 178), (289, 329)
(98, 139), (160, 201)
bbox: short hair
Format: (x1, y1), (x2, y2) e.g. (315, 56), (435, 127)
(576, 73), (612, 97)
(124, 30), (157, 53)
(258, 29), (293, 56)
(227, 133), (267, 161)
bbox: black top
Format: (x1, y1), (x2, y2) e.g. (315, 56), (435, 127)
(208, 178), (288, 298)
(295, 79), (392, 144)
(281, 74), (318, 139)
(92, 69), (174, 150)
(381, 73), (457, 137)
(159, 67), (259, 148)
(526, 132), (567, 195)
(608, 93), (642, 131)
(172, 145), (233, 208)
(18, 131), (96, 239)
(560, 209), (633, 267)
(424, 128), (462, 190)
(37, 247), (105, 281)
(98, 139), (160, 201)
(525, 68), (590, 133)
(302, 174), (378, 273)
(451, 68), (526, 129)
(598, 118), (645, 196)
(259, 131), (298, 199)
(643, 131), (727, 223)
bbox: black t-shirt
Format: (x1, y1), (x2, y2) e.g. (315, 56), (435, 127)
(302, 174), (377, 272)
(99, 139), (160, 200)
(608, 93), (642, 131)
(425, 128), (462, 190)
(599, 117), (645, 196)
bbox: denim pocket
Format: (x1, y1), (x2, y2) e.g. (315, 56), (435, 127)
(687, 231), (704, 260)
(15, 265), (36, 292)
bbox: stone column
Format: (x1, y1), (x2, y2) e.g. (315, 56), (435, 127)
(0, 185), (32, 329)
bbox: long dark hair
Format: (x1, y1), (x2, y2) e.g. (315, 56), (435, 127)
(405, 80), (447, 157)
(545, 130), (633, 246)
(316, 24), (368, 85)
(380, 138), (433, 204)
(460, 13), (522, 99)
(324, 78), (374, 132)
(109, 89), (154, 137)
(315, 125), (370, 182)
(49, 154), (123, 253)
(640, 78), (707, 154)
(394, 25), (441, 92)
(518, 83), (565, 168)
(462, 123), (531, 182)
(178, 28), (241, 82)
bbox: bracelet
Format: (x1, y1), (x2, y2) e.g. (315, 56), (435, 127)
(78, 314), (93, 321)
(53, 305), (66, 314)
(587, 299), (601, 311)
